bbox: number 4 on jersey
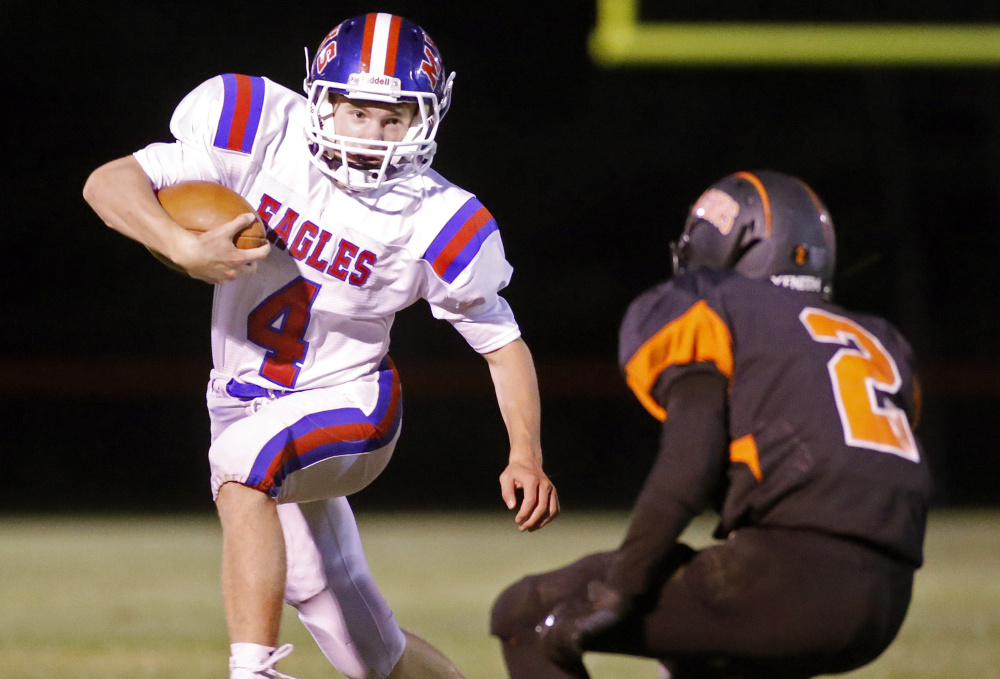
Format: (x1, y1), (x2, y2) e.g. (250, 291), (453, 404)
(247, 277), (321, 388)
(800, 307), (919, 462)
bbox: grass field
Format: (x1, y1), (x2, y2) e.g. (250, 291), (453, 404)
(0, 509), (997, 678)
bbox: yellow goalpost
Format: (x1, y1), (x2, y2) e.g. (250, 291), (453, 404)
(589, 0), (1000, 66)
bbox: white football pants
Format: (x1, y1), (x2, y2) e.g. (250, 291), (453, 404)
(206, 370), (407, 678)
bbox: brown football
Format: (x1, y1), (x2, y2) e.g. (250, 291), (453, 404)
(149, 180), (267, 270)
(157, 180), (266, 248)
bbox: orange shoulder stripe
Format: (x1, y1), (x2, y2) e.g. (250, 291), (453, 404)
(624, 299), (733, 421)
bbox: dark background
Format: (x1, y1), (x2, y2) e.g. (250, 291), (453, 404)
(4, 1), (999, 513)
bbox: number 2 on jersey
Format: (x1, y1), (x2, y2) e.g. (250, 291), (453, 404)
(247, 277), (321, 388)
(800, 307), (919, 462)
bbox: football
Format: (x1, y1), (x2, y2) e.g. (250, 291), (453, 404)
(149, 180), (267, 269)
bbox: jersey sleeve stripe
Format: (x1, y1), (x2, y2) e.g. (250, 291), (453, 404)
(246, 358), (402, 495)
(437, 208), (497, 283)
(423, 198), (498, 283)
(624, 299), (733, 421)
(214, 74), (265, 154)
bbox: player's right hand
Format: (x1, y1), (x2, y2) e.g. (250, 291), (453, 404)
(576, 580), (629, 644)
(538, 580), (629, 663)
(172, 213), (271, 283)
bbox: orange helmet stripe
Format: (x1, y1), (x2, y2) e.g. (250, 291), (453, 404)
(734, 171), (772, 238)
(384, 15), (402, 76)
(359, 13), (378, 73)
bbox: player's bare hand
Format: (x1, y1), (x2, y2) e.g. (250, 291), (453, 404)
(172, 213), (270, 283)
(500, 458), (560, 532)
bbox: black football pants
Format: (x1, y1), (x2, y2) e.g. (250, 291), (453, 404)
(490, 527), (915, 679)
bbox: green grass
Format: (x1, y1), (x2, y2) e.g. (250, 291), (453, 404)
(0, 510), (997, 678)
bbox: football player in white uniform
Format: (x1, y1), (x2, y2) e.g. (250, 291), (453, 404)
(84, 12), (559, 679)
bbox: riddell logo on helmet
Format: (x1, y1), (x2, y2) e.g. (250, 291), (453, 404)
(348, 73), (402, 96)
(692, 189), (740, 235)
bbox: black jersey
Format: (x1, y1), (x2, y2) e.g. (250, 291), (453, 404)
(619, 269), (932, 565)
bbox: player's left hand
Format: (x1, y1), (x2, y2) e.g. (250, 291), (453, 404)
(500, 457), (559, 532)
(173, 213), (270, 283)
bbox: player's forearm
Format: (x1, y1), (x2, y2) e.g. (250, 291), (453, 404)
(83, 155), (193, 260)
(483, 338), (543, 464)
(606, 372), (729, 601)
(607, 491), (700, 602)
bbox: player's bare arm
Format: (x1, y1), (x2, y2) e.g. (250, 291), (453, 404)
(83, 156), (268, 284)
(484, 338), (560, 532)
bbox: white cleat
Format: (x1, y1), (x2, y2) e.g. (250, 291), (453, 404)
(230, 644), (299, 679)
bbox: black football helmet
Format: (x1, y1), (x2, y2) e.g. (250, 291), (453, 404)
(671, 170), (836, 299)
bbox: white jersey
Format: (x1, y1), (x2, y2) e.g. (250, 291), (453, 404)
(134, 74), (521, 391)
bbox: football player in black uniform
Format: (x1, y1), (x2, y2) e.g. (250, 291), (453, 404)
(490, 171), (933, 679)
